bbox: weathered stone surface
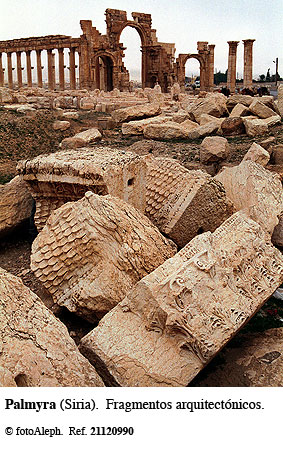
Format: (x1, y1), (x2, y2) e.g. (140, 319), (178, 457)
(17, 105), (36, 114)
(244, 118), (269, 137)
(278, 84), (283, 117)
(180, 119), (199, 131)
(112, 103), (161, 123)
(121, 116), (167, 135)
(0, 88), (13, 103)
(249, 99), (278, 119)
(187, 120), (220, 139)
(73, 128), (102, 143)
(272, 214), (283, 246)
(215, 160), (283, 234)
(263, 115), (281, 127)
(200, 136), (230, 164)
(242, 142), (270, 166)
(62, 111), (79, 120)
(145, 156), (234, 247)
(220, 117), (245, 135)
(226, 94), (253, 110)
(60, 137), (87, 149)
(53, 120), (71, 131)
(199, 114), (222, 125)
(80, 212), (283, 387)
(0, 268), (104, 387)
(172, 110), (191, 123)
(271, 144), (283, 165)
(189, 93), (228, 123)
(17, 147), (147, 231)
(31, 193), (176, 321)
(229, 103), (250, 117)
(193, 328), (283, 387)
(0, 176), (33, 237)
(144, 121), (188, 139)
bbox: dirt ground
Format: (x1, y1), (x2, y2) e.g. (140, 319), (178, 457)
(1, 107), (283, 385)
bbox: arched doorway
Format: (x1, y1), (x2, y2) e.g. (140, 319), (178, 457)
(117, 23), (146, 89)
(94, 54), (114, 91)
(119, 26), (142, 88)
(185, 57), (200, 88)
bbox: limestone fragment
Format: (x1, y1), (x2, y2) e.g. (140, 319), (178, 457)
(73, 127), (102, 143)
(121, 116), (167, 135)
(17, 147), (147, 231)
(143, 121), (188, 139)
(229, 103), (250, 117)
(220, 117), (245, 136)
(0, 268), (104, 387)
(53, 120), (71, 131)
(145, 156), (234, 247)
(31, 193), (176, 320)
(0, 176), (33, 237)
(243, 118), (269, 137)
(226, 94), (253, 110)
(193, 328), (283, 387)
(215, 160), (283, 234)
(112, 103), (161, 123)
(189, 93), (228, 123)
(242, 142), (270, 167)
(200, 136), (230, 164)
(249, 99), (278, 119)
(80, 212), (283, 387)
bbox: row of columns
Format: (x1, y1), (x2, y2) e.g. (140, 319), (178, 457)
(227, 39), (255, 92)
(0, 47), (79, 90)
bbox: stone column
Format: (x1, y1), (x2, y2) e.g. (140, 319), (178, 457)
(7, 52), (13, 89)
(16, 52), (23, 88)
(95, 58), (100, 89)
(243, 39), (255, 89)
(58, 48), (65, 90)
(47, 49), (54, 90)
(227, 41), (239, 93)
(78, 43), (90, 89)
(36, 50), (43, 87)
(69, 47), (76, 89)
(26, 50), (32, 87)
(0, 53), (4, 87)
(208, 44), (215, 91)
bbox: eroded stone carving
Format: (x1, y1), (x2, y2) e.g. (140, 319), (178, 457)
(145, 156), (234, 247)
(0, 267), (104, 387)
(31, 192), (176, 321)
(17, 147), (147, 231)
(215, 160), (283, 234)
(80, 211), (283, 387)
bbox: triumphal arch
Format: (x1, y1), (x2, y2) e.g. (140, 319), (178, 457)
(0, 8), (216, 92)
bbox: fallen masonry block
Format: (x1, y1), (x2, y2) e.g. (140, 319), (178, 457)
(112, 103), (161, 123)
(249, 99), (278, 119)
(243, 118), (269, 137)
(200, 136), (230, 164)
(145, 156), (234, 247)
(242, 142), (270, 167)
(0, 176), (33, 238)
(121, 115), (168, 135)
(80, 212), (283, 387)
(0, 267), (104, 387)
(193, 327), (283, 387)
(31, 193), (176, 321)
(17, 147), (147, 231)
(189, 93), (228, 123)
(215, 160), (283, 234)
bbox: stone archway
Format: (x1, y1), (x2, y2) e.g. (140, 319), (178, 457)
(118, 23), (146, 87)
(177, 54), (206, 91)
(92, 52), (115, 91)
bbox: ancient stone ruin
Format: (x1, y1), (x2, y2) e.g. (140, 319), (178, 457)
(0, 9), (256, 93)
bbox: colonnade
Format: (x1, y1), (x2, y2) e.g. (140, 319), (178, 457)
(227, 39), (255, 92)
(0, 46), (80, 90)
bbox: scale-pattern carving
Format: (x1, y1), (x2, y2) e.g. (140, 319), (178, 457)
(31, 192), (176, 321)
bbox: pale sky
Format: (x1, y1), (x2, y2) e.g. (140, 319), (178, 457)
(1, 0), (282, 81)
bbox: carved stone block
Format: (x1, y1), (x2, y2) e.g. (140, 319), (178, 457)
(215, 160), (283, 234)
(80, 212), (283, 387)
(31, 193), (176, 321)
(17, 147), (147, 231)
(0, 268), (104, 387)
(145, 156), (234, 247)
